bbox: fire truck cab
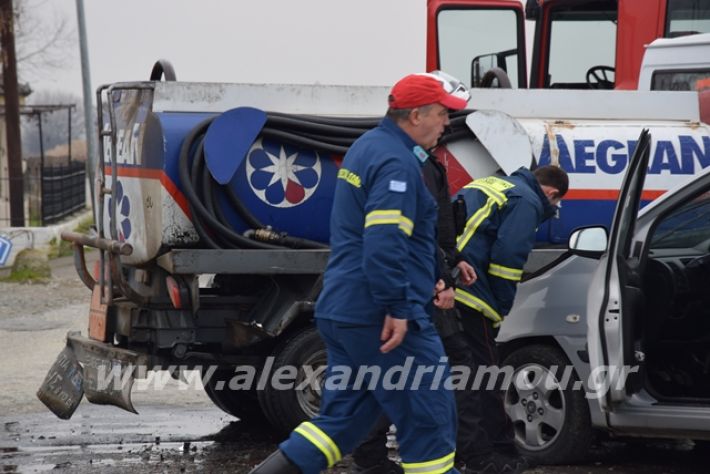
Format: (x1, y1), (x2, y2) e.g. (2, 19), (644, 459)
(427, 0), (710, 91)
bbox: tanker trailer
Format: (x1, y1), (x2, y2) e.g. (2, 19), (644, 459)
(35, 64), (502, 435)
(37, 63), (710, 435)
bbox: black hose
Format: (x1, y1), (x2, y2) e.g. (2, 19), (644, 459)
(267, 111), (380, 127)
(183, 138), (282, 249)
(178, 109), (475, 250)
(266, 115), (369, 137)
(223, 185), (263, 230)
(293, 130), (357, 147)
(179, 116), (333, 249)
(260, 128), (350, 155)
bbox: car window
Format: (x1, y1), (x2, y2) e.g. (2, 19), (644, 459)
(651, 69), (710, 91)
(650, 191), (710, 249)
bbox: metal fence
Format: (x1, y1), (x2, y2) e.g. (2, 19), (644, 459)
(0, 159), (87, 227)
(40, 161), (87, 225)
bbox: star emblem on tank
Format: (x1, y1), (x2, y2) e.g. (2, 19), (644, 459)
(246, 138), (322, 208)
(107, 180), (131, 242)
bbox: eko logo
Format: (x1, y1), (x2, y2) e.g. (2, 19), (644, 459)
(245, 138), (322, 208)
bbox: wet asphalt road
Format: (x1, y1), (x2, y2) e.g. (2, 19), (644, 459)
(2, 255), (710, 473)
(1, 403), (709, 473)
(0, 405), (273, 473)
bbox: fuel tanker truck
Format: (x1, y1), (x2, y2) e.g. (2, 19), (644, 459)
(38, 0), (710, 436)
(36, 62), (710, 434)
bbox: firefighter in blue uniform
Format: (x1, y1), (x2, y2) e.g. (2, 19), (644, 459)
(249, 72), (470, 474)
(453, 165), (568, 474)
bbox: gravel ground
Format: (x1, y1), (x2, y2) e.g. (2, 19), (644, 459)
(0, 252), (214, 416)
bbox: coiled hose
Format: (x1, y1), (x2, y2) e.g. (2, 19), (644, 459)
(178, 110), (473, 250)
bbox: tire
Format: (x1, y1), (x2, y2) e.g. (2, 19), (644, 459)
(257, 326), (327, 435)
(201, 366), (269, 428)
(502, 344), (594, 464)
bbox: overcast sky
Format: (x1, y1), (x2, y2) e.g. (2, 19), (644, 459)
(29, 0), (427, 99)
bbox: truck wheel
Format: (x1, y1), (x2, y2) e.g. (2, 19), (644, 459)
(502, 344), (593, 464)
(257, 326), (327, 435)
(201, 366), (269, 428)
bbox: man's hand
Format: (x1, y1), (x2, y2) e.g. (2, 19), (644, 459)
(380, 315), (408, 353)
(434, 279), (455, 309)
(456, 261), (477, 286)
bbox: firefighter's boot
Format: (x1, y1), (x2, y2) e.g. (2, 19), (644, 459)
(248, 449), (300, 474)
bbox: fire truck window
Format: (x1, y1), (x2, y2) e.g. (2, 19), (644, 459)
(666, 0), (710, 37)
(547, 7), (617, 88)
(651, 69), (710, 91)
(437, 9), (521, 88)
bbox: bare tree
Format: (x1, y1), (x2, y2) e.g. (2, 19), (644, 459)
(9, 0), (75, 84)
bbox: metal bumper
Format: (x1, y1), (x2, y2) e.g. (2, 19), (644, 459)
(37, 331), (149, 420)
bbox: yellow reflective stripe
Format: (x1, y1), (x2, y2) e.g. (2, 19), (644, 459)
(488, 263), (523, 281)
(293, 422), (341, 467)
(455, 288), (502, 323)
(365, 210), (401, 227)
(402, 451), (456, 474)
(337, 168), (361, 188)
(398, 215), (414, 236)
(464, 176), (515, 200)
(456, 197), (496, 251)
(364, 210), (413, 237)
(463, 182), (506, 206)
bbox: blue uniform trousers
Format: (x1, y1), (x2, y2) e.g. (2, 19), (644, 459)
(279, 318), (459, 474)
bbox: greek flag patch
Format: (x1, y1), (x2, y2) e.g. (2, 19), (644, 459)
(389, 180), (407, 192)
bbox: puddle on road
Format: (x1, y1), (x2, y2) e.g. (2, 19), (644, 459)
(3, 406), (709, 473)
(0, 406), (279, 473)
(0, 439), (276, 473)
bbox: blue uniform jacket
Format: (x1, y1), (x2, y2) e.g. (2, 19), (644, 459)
(454, 168), (557, 325)
(315, 118), (438, 324)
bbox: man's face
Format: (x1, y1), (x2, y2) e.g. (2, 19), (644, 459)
(414, 103), (450, 149)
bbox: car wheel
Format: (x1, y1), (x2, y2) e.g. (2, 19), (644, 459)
(257, 326), (327, 435)
(502, 344), (594, 464)
(201, 366), (269, 428)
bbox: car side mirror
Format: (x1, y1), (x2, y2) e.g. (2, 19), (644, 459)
(569, 226), (608, 258)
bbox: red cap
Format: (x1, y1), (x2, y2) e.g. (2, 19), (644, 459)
(389, 74), (468, 110)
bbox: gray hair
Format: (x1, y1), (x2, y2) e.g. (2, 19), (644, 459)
(385, 104), (434, 123)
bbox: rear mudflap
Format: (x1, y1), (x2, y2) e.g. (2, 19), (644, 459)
(37, 331), (149, 420)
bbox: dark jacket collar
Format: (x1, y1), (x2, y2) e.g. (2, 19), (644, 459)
(512, 167), (558, 221)
(380, 117), (419, 155)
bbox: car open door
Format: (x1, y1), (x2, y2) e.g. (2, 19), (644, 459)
(586, 129), (651, 413)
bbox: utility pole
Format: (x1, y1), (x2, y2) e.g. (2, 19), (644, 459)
(76, 0), (97, 217)
(0, 0), (24, 226)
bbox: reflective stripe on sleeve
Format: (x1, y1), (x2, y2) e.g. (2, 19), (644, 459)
(488, 263), (523, 281)
(365, 209), (414, 236)
(456, 197), (496, 251)
(293, 421), (342, 467)
(454, 288), (503, 323)
(402, 451), (456, 474)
